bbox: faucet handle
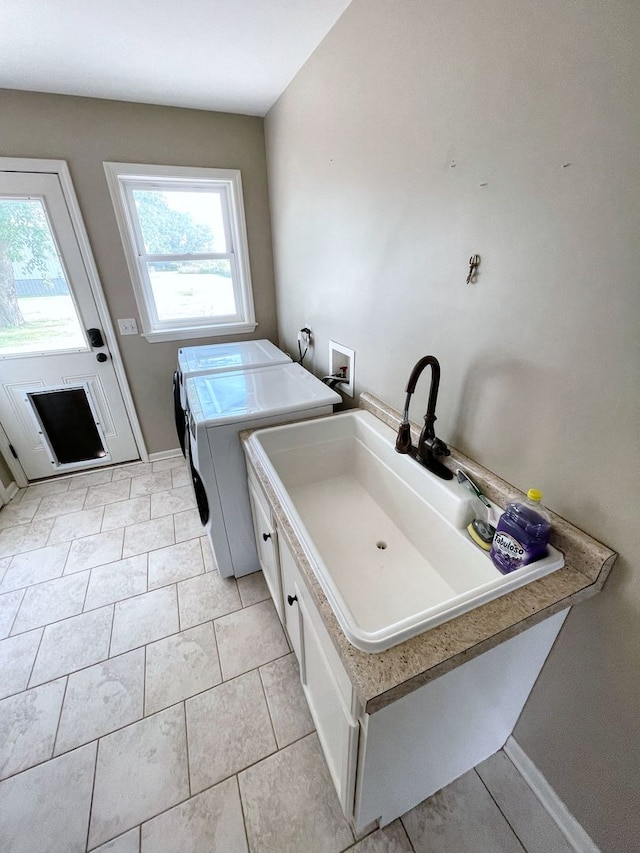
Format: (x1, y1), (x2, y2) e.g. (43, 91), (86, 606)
(395, 422), (412, 454)
(430, 437), (450, 457)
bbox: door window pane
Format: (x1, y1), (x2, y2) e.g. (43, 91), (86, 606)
(0, 198), (86, 355)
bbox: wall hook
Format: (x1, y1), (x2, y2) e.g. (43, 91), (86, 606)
(466, 254), (480, 285)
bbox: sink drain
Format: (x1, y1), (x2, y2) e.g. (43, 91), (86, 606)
(376, 541), (388, 550)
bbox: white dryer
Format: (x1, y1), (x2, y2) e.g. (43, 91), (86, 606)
(186, 362), (340, 578)
(173, 339), (291, 454)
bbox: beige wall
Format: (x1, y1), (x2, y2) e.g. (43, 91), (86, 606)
(265, 0), (640, 849)
(0, 89), (277, 454)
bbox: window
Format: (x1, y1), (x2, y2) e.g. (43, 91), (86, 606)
(104, 163), (256, 342)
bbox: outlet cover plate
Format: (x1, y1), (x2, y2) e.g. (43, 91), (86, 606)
(118, 318), (138, 335)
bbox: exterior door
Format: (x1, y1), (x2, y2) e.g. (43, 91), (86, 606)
(0, 169), (139, 480)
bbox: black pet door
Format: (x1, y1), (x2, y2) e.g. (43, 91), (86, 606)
(25, 384), (111, 472)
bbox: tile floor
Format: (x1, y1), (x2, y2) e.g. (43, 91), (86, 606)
(0, 458), (574, 853)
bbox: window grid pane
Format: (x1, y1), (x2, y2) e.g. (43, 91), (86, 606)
(131, 187), (228, 256)
(105, 163), (255, 339)
(147, 260), (237, 322)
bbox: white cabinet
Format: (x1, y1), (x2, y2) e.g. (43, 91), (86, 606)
(246, 461), (568, 835)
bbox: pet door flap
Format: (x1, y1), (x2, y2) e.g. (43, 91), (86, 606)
(25, 384), (111, 470)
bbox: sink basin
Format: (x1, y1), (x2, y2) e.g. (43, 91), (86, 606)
(248, 409), (564, 653)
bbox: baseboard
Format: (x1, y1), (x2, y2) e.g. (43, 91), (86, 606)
(0, 481), (19, 505)
(148, 448), (183, 462)
(504, 737), (601, 853)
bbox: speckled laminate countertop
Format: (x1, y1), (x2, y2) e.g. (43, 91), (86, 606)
(242, 393), (616, 714)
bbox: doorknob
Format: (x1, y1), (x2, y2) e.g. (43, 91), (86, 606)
(87, 328), (105, 348)
(96, 352), (108, 363)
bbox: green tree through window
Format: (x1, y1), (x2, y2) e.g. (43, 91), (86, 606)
(0, 200), (54, 327)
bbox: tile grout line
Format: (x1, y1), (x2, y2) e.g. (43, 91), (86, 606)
(176, 573), (183, 633)
(84, 740), (100, 853)
(145, 551), (150, 601)
(182, 700), (192, 798)
(80, 567), (92, 613)
(5, 586), (27, 637)
(50, 674), (70, 759)
(257, 665), (281, 751)
(397, 817), (418, 853)
(474, 767), (529, 853)
(210, 618), (224, 685)
(23, 626), (46, 695)
(142, 642), (148, 718)
(107, 601), (117, 658)
(235, 773), (253, 853)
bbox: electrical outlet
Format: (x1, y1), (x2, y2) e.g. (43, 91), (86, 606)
(297, 326), (312, 347)
(118, 318), (138, 335)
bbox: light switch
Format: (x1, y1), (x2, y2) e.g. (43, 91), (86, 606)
(118, 318), (138, 335)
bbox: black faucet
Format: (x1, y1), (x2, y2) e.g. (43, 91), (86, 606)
(395, 355), (453, 480)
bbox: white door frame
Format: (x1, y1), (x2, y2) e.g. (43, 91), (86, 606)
(0, 156), (147, 486)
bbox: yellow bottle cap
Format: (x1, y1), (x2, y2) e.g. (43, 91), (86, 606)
(527, 488), (542, 502)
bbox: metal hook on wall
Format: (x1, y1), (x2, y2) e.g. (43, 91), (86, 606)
(466, 254), (480, 285)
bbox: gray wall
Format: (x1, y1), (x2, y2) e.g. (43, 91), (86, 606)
(0, 89), (277, 454)
(265, 1), (639, 849)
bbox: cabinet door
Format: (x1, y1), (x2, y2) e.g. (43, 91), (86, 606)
(247, 479), (283, 620)
(279, 536), (303, 660)
(298, 593), (358, 814)
(278, 535), (359, 818)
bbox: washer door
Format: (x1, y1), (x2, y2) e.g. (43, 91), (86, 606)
(173, 371), (186, 457)
(185, 426), (209, 525)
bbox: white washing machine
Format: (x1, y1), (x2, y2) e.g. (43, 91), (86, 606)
(186, 362), (341, 578)
(173, 339), (291, 454)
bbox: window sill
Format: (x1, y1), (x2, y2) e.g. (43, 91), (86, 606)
(141, 321), (258, 344)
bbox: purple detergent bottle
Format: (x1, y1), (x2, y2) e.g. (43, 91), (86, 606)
(490, 489), (551, 574)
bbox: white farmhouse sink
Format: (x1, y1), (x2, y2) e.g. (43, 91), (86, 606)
(248, 410), (564, 653)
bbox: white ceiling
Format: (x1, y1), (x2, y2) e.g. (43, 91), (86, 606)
(0, 0), (352, 116)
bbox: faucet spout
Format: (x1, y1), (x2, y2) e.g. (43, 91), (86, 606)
(395, 355), (453, 480)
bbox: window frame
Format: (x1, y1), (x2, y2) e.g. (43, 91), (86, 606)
(103, 162), (256, 342)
